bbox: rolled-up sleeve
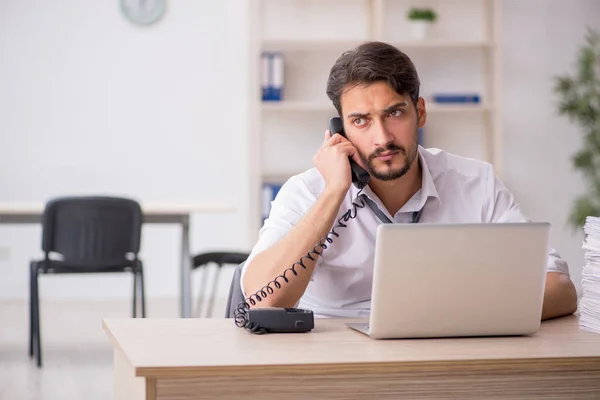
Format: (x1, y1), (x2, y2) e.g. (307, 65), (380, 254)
(240, 173), (318, 295)
(485, 167), (570, 276)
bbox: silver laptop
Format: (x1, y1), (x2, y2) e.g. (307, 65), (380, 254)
(347, 222), (550, 339)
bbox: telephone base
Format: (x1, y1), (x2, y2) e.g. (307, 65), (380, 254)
(247, 307), (314, 333)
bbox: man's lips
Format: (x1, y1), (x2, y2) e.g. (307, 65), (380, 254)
(376, 151), (399, 160)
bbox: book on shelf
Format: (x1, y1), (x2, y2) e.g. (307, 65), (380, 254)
(430, 93), (481, 104)
(261, 52), (284, 102)
(261, 182), (283, 224)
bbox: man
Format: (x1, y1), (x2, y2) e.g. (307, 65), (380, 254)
(242, 41), (578, 321)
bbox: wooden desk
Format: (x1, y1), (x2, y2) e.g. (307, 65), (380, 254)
(103, 315), (600, 399)
(0, 202), (234, 318)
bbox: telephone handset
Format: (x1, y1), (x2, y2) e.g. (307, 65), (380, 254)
(329, 117), (371, 190)
(234, 118), (370, 335)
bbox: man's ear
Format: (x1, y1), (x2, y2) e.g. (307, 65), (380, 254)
(416, 97), (427, 128)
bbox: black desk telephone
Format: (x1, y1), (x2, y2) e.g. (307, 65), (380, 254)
(233, 118), (371, 334)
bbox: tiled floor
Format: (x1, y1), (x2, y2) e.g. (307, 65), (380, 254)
(0, 298), (227, 400)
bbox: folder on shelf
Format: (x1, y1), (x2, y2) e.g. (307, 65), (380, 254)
(261, 52), (285, 102)
(431, 94), (481, 104)
(261, 182), (283, 223)
(261, 52), (270, 101)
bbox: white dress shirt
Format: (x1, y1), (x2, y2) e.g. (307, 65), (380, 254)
(242, 146), (570, 318)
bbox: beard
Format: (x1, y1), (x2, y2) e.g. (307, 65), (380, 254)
(358, 131), (419, 182)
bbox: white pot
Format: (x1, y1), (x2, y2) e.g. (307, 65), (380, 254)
(409, 21), (431, 40)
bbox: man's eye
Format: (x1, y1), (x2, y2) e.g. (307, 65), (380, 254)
(389, 109), (404, 117)
(353, 118), (366, 126)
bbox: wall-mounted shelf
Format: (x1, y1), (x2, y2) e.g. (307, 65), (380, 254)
(262, 101), (493, 113)
(261, 101), (334, 112)
(261, 39), (491, 52)
(261, 40), (365, 52)
(426, 103), (494, 113)
(262, 172), (305, 184)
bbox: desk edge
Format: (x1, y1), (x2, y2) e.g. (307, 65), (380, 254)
(102, 319), (136, 368)
(134, 356), (600, 379)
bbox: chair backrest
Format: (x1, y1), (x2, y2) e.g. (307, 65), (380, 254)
(225, 262), (246, 318)
(193, 252), (249, 269)
(41, 196), (143, 266)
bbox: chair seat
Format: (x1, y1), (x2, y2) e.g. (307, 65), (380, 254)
(32, 259), (138, 274)
(192, 251), (250, 269)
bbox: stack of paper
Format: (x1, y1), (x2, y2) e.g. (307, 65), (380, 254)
(580, 216), (600, 334)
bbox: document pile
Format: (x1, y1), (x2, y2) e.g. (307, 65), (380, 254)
(580, 216), (600, 334)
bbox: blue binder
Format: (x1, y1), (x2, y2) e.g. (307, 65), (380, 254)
(261, 52), (284, 102)
(261, 182), (283, 224)
(432, 94), (480, 104)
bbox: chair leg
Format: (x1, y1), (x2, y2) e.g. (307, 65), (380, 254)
(195, 266), (210, 318)
(32, 268), (42, 367)
(29, 264), (34, 358)
(139, 267), (146, 318)
(207, 264), (223, 318)
(132, 270), (138, 318)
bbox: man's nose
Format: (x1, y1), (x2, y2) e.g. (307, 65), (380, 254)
(372, 120), (394, 147)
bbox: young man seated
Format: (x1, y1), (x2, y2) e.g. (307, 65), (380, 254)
(242, 41), (578, 321)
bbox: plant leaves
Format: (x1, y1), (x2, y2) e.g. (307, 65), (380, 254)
(554, 76), (575, 95)
(569, 194), (600, 230)
(556, 28), (600, 230)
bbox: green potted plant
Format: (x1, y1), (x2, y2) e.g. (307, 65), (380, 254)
(407, 8), (437, 40)
(554, 28), (600, 230)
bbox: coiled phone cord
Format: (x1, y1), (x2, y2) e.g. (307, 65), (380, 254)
(234, 189), (367, 334)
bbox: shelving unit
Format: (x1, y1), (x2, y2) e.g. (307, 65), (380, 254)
(246, 0), (502, 241)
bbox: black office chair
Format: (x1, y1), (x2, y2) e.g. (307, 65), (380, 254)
(29, 196), (146, 367)
(225, 262), (246, 318)
(192, 252), (248, 317)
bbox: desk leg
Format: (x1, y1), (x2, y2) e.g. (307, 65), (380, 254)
(180, 215), (191, 318)
(114, 349), (151, 400)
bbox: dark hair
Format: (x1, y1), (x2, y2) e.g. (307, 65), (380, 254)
(326, 41), (421, 115)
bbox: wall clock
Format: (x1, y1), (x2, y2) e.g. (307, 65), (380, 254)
(121, 0), (166, 26)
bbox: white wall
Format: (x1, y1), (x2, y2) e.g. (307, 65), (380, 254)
(0, 0), (252, 302)
(502, 0), (600, 294)
(0, 0), (597, 303)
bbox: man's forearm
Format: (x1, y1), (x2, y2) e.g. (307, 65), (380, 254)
(541, 272), (578, 320)
(242, 186), (347, 308)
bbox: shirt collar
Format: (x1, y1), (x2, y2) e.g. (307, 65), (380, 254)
(416, 145), (441, 207)
(356, 145), (441, 215)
